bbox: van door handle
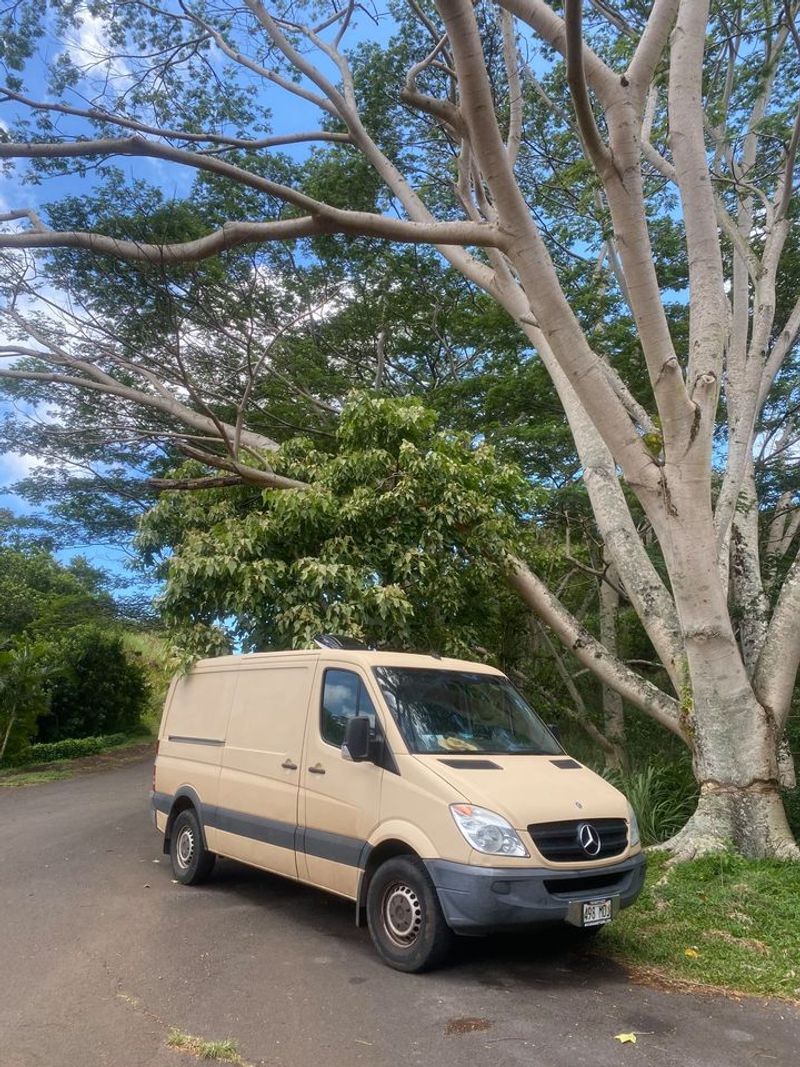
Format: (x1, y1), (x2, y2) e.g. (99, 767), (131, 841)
(281, 758), (298, 771)
(308, 763), (326, 775)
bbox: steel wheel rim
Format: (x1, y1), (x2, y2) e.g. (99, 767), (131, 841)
(382, 882), (423, 947)
(176, 825), (195, 870)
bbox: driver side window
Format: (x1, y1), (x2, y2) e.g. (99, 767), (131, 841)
(321, 669), (377, 747)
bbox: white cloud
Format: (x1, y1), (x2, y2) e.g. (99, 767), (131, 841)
(0, 451), (38, 486)
(62, 6), (132, 86)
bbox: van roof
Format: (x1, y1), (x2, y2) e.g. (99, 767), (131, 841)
(191, 649), (504, 675)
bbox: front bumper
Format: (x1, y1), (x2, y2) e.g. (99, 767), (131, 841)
(424, 852), (646, 932)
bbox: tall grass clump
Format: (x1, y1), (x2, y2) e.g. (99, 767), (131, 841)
(603, 762), (698, 846)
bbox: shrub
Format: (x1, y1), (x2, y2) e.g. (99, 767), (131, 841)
(603, 761), (698, 846)
(6, 733), (128, 767)
(36, 626), (149, 742)
(0, 640), (52, 763)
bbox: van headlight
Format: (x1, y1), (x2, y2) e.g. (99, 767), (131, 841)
(450, 804), (529, 857)
(627, 803), (641, 848)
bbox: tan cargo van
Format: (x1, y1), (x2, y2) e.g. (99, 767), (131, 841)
(151, 641), (645, 971)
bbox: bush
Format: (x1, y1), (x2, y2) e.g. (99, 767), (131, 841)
(6, 733), (128, 767)
(0, 640), (52, 763)
(36, 626), (149, 742)
(603, 761), (698, 846)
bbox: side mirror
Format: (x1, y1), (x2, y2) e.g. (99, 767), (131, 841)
(547, 722), (562, 746)
(342, 716), (371, 762)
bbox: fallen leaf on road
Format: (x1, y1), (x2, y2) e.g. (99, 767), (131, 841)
(614, 1033), (637, 1044)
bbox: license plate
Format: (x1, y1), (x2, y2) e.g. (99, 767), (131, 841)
(582, 898), (612, 926)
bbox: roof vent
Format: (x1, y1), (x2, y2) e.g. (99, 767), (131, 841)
(312, 634), (370, 651)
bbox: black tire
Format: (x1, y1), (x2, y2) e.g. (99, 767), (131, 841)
(169, 808), (216, 885)
(366, 856), (454, 973)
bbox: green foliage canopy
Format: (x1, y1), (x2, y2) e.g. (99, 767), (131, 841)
(139, 394), (538, 663)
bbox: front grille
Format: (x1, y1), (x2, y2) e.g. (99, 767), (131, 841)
(528, 818), (627, 862)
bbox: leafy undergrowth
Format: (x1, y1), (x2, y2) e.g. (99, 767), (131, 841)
(4, 732), (130, 768)
(599, 852), (800, 1002)
(0, 739), (154, 786)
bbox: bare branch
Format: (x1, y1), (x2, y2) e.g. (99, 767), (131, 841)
(626, 0), (679, 98)
(149, 475), (245, 490)
(500, 0), (616, 99)
(0, 86), (351, 149)
(669, 0), (726, 389)
(508, 557), (686, 740)
(499, 10), (523, 166)
(754, 549), (800, 729)
(564, 0), (612, 170)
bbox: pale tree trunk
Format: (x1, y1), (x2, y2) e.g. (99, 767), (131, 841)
(598, 559), (626, 769)
(655, 458), (798, 859)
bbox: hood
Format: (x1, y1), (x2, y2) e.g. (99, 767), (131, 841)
(412, 753), (627, 828)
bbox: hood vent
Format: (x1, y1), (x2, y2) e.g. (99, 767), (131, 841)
(550, 759), (581, 769)
(438, 758), (501, 769)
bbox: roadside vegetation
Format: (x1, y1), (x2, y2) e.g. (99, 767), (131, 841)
(166, 1029), (247, 1064)
(0, 540), (170, 769)
(601, 852), (800, 1003)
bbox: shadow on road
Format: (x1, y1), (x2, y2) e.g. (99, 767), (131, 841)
(202, 856), (630, 986)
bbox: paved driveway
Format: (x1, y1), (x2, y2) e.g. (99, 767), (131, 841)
(1, 759), (797, 1067)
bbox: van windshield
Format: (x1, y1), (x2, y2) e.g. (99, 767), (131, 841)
(373, 667), (562, 756)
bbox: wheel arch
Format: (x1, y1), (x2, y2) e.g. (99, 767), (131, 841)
(355, 832), (432, 926)
(163, 786), (208, 854)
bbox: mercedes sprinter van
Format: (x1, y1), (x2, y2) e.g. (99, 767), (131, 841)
(151, 644), (645, 971)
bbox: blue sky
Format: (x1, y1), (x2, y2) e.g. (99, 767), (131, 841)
(0, 3), (372, 575)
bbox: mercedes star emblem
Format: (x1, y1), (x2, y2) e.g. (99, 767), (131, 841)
(577, 822), (602, 856)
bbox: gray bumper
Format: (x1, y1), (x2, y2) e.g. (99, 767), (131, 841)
(424, 852), (646, 932)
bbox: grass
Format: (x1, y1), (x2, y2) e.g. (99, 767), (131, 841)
(0, 736), (154, 786)
(599, 851), (800, 1002)
(601, 762), (698, 846)
(166, 1030), (245, 1063)
(0, 769), (73, 787)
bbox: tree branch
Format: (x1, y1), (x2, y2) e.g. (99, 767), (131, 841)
(564, 0), (612, 170)
(754, 549), (800, 730)
(0, 86), (351, 149)
(626, 0), (679, 98)
(508, 557), (686, 740)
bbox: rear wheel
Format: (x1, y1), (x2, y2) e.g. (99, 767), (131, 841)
(366, 856), (453, 972)
(170, 808), (216, 885)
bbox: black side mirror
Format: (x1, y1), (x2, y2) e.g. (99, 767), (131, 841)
(342, 716), (371, 762)
(547, 722), (562, 746)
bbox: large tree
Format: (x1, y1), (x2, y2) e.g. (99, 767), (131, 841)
(1, 0), (799, 857)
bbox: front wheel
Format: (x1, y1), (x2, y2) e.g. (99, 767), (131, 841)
(170, 808), (216, 885)
(366, 856), (454, 972)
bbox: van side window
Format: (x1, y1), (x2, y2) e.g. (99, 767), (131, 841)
(321, 669), (377, 747)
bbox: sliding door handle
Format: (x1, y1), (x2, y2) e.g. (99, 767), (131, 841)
(281, 758), (298, 771)
(308, 763), (326, 775)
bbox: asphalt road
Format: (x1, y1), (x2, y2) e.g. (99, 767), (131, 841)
(1, 760), (798, 1067)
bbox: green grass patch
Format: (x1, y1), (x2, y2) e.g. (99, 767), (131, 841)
(0, 769), (73, 787)
(599, 851), (800, 1001)
(166, 1029), (245, 1063)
